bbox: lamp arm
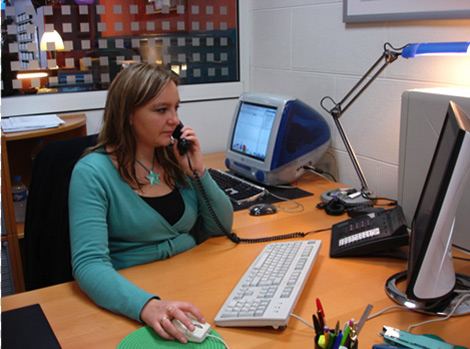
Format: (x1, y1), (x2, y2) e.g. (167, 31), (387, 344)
(323, 48), (401, 119)
(320, 44), (404, 200)
(334, 117), (372, 196)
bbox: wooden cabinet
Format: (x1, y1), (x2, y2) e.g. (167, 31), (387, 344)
(1, 114), (87, 293)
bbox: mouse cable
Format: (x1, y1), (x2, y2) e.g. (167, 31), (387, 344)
(266, 191), (305, 213)
(187, 156), (328, 244)
(206, 334), (230, 349)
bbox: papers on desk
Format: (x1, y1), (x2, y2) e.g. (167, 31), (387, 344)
(1, 114), (65, 133)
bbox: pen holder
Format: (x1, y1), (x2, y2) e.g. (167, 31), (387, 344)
(315, 330), (358, 349)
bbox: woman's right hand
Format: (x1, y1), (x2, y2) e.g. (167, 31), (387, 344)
(140, 298), (206, 344)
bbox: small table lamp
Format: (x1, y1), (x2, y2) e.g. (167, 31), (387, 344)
(40, 30), (65, 66)
(320, 41), (470, 206)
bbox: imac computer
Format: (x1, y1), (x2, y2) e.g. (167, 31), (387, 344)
(386, 101), (470, 315)
(224, 93), (331, 186)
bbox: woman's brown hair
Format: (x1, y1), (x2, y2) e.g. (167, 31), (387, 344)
(86, 63), (186, 189)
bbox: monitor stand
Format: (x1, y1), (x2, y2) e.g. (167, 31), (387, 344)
(385, 271), (470, 316)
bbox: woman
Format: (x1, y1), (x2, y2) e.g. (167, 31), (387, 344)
(69, 63), (233, 344)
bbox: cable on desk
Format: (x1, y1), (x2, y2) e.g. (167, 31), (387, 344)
(289, 313), (315, 329)
(207, 334), (230, 349)
(188, 155), (325, 244)
(406, 294), (470, 332)
(275, 200), (305, 213)
(367, 305), (409, 321)
(454, 255), (470, 262)
(267, 190), (305, 213)
(189, 162), (302, 243)
(303, 165), (338, 183)
(366, 293), (470, 333)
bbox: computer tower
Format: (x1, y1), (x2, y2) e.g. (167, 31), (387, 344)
(398, 88), (470, 253)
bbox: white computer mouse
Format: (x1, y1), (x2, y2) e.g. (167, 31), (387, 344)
(171, 318), (211, 343)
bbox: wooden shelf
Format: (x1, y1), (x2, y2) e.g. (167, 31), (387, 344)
(3, 114), (87, 141)
(1, 113), (87, 293)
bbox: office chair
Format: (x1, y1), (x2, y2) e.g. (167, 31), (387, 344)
(24, 134), (97, 291)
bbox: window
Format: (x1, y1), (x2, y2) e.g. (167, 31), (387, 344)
(1, 0), (239, 98)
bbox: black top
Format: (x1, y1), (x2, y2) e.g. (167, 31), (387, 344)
(140, 188), (184, 225)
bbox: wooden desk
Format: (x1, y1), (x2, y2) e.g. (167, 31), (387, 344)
(2, 152), (469, 348)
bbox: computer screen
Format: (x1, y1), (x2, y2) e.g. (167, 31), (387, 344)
(386, 101), (470, 315)
(230, 101), (276, 161)
(224, 93), (331, 186)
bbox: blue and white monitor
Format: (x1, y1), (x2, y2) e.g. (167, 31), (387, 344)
(224, 93), (331, 186)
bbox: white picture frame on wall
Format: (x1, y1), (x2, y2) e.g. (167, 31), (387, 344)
(343, 0), (470, 23)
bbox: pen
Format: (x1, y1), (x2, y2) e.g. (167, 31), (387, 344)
(334, 320), (340, 334)
(317, 334), (326, 348)
(327, 333), (337, 349)
(313, 314), (323, 336)
(332, 333), (342, 349)
(324, 326), (330, 345)
(316, 298), (326, 328)
(340, 325), (350, 346)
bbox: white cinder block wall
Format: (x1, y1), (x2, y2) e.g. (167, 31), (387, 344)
(248, 0), (470, 200)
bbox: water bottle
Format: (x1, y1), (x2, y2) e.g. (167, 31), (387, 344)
(11, 175), (28, 223)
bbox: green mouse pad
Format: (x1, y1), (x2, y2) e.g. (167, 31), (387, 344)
(118, 325), (226, 348)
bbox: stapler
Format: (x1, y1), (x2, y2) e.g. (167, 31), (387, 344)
(380, 326), (467, 349)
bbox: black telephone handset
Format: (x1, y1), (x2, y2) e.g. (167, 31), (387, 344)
(172, 122), (192, 156)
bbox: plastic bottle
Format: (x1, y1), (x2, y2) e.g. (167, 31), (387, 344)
(11, 175), (28, 223)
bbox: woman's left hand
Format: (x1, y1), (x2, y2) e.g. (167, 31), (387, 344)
(173, 125), (205, 178)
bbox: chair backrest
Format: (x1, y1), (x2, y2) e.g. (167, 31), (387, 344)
(24, 135), (97, 291)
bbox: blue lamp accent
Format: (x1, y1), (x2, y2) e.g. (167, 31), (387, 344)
(402, 41), (470, 58)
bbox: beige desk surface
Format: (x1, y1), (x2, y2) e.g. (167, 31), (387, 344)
(3, 152), (470, 348)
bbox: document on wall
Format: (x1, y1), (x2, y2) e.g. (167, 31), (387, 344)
(1, 114), (65, 133)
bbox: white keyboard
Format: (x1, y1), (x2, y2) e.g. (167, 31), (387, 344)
(215, 239), (322, 329)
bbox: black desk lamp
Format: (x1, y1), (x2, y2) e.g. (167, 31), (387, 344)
(320, 41), (470, 206)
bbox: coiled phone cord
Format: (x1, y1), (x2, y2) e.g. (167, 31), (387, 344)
(187, 156), (309, 244)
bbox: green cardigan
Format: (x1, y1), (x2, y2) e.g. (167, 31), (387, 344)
(69, 151), (233, 322)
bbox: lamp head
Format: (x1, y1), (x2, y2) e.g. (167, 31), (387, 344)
(40, 30), (64, 51)
(402, 42), (470, 58)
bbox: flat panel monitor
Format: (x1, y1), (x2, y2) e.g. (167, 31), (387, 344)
(386, 101), (470, 315)
(224, 93), (331, 186)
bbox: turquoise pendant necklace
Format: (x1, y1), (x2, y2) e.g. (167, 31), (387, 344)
(136, 157), (160, 187)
